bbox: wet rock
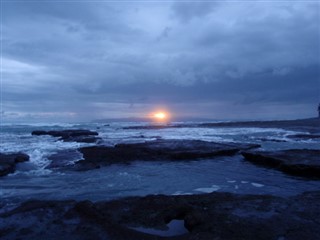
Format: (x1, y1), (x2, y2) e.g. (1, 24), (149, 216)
(287, 134), (320, 140)
(123, 123), (201, 130)
(184, 210), (209, 232)
(0, 164), (14, 177)
(1, 191), (320, 240)
(46, 149), (83, 169)
(0, 153), (29, 177)
(242, 149), (320, 179)
(200, 118), (320, 134)
(123, 125), (175, 130)
(31, 130), (47, 135)
(32, 129), (100, 143)
(122, 118), (320, 135)
(64, 135), (101, 143)
(254, 137), (287, 143)
(76, 139), (260, 170)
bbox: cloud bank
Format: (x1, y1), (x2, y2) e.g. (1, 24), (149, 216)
(2, 1), (319, 122)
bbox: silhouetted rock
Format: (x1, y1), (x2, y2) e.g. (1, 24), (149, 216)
(46, 150), (83, 169)
(76, 139), (260, 170)
(123, 118), (320, 134)
(1, 191), (320, 239)
(123, 125), (176, 130)
(254, 137), (287, 143)
(286, 134), (320, 140)
(0, 153), (29, 177)
(201, 118), (320, 134)
(32, 129), (100, 143)
(242, 149), (320, 179)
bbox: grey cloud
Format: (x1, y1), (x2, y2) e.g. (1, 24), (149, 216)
(2, 1), (320, 121)
(171, 2), (219, 22)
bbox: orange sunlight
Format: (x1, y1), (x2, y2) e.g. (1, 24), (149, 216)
(150, 111), (170, 122)
(154, 112), (166, 119)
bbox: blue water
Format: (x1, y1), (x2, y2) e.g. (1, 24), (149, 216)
(1, 122), (320, 208)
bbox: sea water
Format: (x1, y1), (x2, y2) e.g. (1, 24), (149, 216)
(1, 122), (320, 208)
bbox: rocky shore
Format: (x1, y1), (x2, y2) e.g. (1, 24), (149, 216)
(32, 129), (101, 143)
(0, 153), (29, 177)
(124, 118), (320, 134)
(242, 150), (320, 179)
(2, 118), (319, 239)
(75, 140), (260, 170)
(1, 191), (319, 240)
(200, 117), (320, 133)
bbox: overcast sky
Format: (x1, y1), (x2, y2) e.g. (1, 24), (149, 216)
(2, 0), (320, 122)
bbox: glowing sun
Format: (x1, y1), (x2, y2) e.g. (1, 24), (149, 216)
(154, 112), (166, 120)
(150, 111), (170, 122)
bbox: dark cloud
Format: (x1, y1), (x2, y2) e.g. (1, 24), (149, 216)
(171, 2), (219, 23)
(2, 1), (320, 122)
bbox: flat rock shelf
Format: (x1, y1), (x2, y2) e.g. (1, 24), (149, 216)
(1, 191), (319, 240)
(242, 149), (320, 179)
(75, 139), (260, 170)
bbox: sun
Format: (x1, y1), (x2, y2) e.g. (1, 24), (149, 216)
(154, 112), (166, 120)
(151, 111), (170, 122)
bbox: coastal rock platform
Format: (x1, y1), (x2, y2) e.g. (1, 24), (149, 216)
(75, 139), (260, 170)
(32, 129), (101, 143)
(1, 191), (319, 240)
(0, 153), (30, 177)
(242, 149), (320, 179)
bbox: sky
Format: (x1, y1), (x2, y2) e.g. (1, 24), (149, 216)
(1, 0), (320, 122)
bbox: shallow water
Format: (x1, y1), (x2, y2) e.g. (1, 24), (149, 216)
(1, 122), (320, 207)
(130, 220), (188, 237)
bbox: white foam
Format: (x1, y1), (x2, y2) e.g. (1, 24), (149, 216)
(130, 219), (188, 237)
(8, 122), (78, 127)
(194, 185), (220, 193)
(2, 132), (91, 175)
(172, 191), (192, 196)
(251, 183), (264, 188)
(10, 167), (54, 177)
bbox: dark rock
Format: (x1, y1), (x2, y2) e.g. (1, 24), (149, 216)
(32, 129), (99, 137)
(1, 191), (320, 239)
(14, 153), (30, 163)
(123, 118), (320, 134)
(242, 149), (320, 179)
(123, 125), (174, 130)
(0, 164), (14, 177)
(184, 210), (209, 232)
(63, 136), (101, 143)
(287, 134), (320, 140)
(255, 137), (287, 143)
(31, 130), (48, 135)
(200, 118), (320, 134)
(0, 153), (29, 177)
(46, 150), (83, 169)
(32, 129), (100, 143)
(76, 139), (260, 170)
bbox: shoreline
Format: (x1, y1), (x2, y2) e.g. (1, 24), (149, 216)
(123, 117), (320, 133)
(1, 191), (319, 239)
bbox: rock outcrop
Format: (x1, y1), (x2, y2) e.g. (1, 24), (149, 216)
(76, 139), (260, 170)
(0, 153), (29, 177)
(1, 191), (319, 239)
(32, 129), (100, 143)
(46, 149), (83, 169)
(122, 118), (320, 134)
(242, 149), (320, 179)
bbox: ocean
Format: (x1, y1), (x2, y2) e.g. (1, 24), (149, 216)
(1, 122), (320, 209)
